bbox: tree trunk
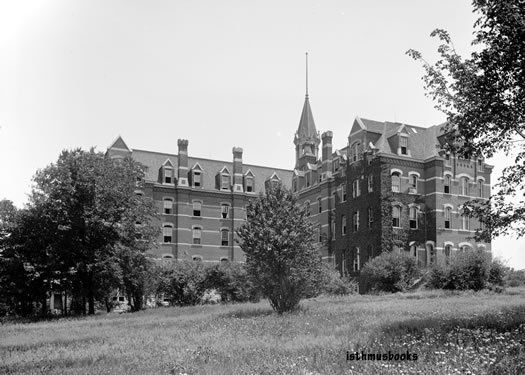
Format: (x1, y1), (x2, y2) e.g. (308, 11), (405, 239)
(88, 289), (95, 315)
(41, 293), (47, 317)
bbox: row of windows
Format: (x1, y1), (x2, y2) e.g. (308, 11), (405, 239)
(340, 208), (374, 235)
(162, 224), (231, 246)
(391, 172), (485, 197)
(161, 167), (255, 192)
(162, 200), (233, 218)
(444, 154), (484, 172)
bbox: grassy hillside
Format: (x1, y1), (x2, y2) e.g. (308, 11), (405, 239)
(1, 289), (524, 374)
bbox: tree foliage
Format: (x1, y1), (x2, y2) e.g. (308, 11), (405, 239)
(361, 251), (420, 293)
(236, 183), (324, 314)
(407, 0), (525, 240)
(0, 149), (158, 316)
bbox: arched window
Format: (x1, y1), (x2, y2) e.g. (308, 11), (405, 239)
(391, 172), (401, 192)
(221, 229), (229, 246)
(392, 206), (401, 228)
(409, 206), (418, 229)
(163, 223), (173, 243)
(353, 247), (360, 271)
(444, 244), (452, 264)
(410, 174), (418, 189)
(478, 180), (483, 198)
(192, 226), (202, 244)
(444, 206), (452, 229)
(163, 198), (173, 214)
(461, 177), (469, 195)
(462, 214), (470, 230)
(220, 257), (229, 263)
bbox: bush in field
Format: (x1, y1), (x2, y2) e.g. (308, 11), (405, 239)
(361, 251), (419, 293)
(317, 264), (357, 296)
(236, 183), (324, 314)
(428, 249), (503, 291)
(204, 263), (260, 303)
(505, 268), (525, 287)
(159, 261), (207, 306)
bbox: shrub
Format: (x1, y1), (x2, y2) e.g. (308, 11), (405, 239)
(204, 263), (260, 303)
(505, 268), (525, 287)
(318, 264), (357, 296)
(161, 261), (207, 306)
(361, 251), (419, 293)
(428, 249), (498, 291)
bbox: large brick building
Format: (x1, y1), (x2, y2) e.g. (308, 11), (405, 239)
(106, 88), (492, 275)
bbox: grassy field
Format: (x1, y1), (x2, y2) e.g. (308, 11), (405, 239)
(1, 289), (525, 375)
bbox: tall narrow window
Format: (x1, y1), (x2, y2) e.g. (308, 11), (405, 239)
(332, 158), (340, 172)
(444, 245), (452, 264)
(317, 197), (322, 214)
(330, 219), (335, 239)
(342, 185), (347, 202)
(477, 158), (483, 172)
(192, 227), (202, 244)
(332, 191), (337, 208)
(478, 180), (483, 198)
(352, 180), (361, 198)
(461, 177), (469, 195)
(445, 153), (451, 167)
(353, 247), (360, 271)
(445, 207), (451, 229)
(368, 174), (373, 192)
(246, 177), (254, 192)
(221, 229), (229, 246)
(353, 211), (360, 232)
(392, 206), (401, 228)
(305, 201), (311, 217)
(318, 225), (323, 242)
(193, 171), (202, 187)
(410, 174), (418, 189)
(351, 142), (360, 162)
(163, 198), (173, 214)
(391, 172), (401, 193)
(342, 215), (347, 235)
(409, 206), (417, 229)
(444, 175), (451, 194)
(221, 203), (230, 219)
(163, 224), (173, 243)
(193, 201), (202, 217)
(400, 137), (408, 155)
(368, 207), (373, 229)
(221, 174), (230, 190)
(306, 172), (311, 188)
(292, 179), (297, 192)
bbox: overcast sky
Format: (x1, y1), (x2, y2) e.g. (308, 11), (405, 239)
(1, 0), (523, 268)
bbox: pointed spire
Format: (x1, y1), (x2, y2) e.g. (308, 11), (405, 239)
(305, 52), (309, 98)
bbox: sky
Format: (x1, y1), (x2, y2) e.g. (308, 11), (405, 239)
(1, 0), (523, 268)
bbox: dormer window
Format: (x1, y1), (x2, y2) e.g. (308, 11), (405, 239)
(161, 159), (175, 184)
(164, 167), (173, 183)
(193, 171), (202, 187)
(400, 136), (408, 155)
(221, 174), (230, 190)
(246, 177), (254, 192)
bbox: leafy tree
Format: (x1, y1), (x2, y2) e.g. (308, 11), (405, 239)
(407, 0), (525, 241)
(236, 183), (323, 314)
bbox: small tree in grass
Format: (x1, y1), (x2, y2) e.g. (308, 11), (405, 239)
(236, 183), (323, 314)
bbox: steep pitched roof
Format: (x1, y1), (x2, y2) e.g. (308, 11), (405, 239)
(108, 135), (130, 151)
(297, 96), (317, 139)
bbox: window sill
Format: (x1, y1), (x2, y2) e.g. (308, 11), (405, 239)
(192, 216), (203, 219)
(191, 244), (202, 248)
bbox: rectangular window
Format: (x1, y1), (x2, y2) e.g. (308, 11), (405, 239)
(342, 215), (346, 235)
(462, 215), (469, 230)
(368, 207), (373, 229)
(354, 248), (360, 271)
(409, 207), (417, 229)
(353, 211), (360, 232)
(331, 219), (335, 239)
(192, 227), (202, 244)
(461, 178), (469, 196)
(221, 229), (229, 246)
(318, 197), (322, 214)
(342, 185), (347, 202)
(478, 180), (483, 198)
(332, 158), (340, 172)
(193, 171), (201, 187)
(445, 153), (451, 167)
(193, 201), (201, 217)
(400, 137), (408, 155)
(478, 159), (483, 172)
(368, 175), (373, 193)
(221, 204), (230, 219)
(163, 199), (173, 214)
(306, 172), (311, 188)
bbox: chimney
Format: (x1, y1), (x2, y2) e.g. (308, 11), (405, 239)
(177, 139), (189, 187)
(232, 147), (244, 192)
(321, 131), (333, 177)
